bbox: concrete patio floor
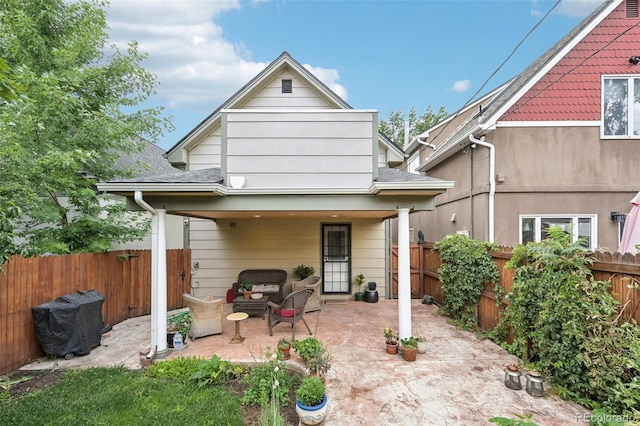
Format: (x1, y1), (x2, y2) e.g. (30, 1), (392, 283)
(21, 299), (591, 425)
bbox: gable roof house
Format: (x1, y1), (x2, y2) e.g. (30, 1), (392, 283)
(400, 0), (640, 252)
(98, 51), (454, 356)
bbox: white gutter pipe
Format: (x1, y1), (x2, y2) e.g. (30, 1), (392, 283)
(468, 135), (495, 243)
(134, 191), (169, 359)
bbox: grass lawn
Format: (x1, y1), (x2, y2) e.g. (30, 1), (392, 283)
(0, 367), (246, 426)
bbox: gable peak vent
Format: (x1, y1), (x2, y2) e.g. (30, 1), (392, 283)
(282, 79), (292, 94)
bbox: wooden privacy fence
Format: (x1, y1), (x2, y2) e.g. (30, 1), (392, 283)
(392, 243), (640, 329)
(0, 249), (191, 375)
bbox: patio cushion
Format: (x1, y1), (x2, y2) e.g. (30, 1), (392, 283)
(232, 269), (288, 304)
(252, 284), (280, 293)
(274, 308), (300, 318)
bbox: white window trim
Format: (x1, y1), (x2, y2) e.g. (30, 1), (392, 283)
(519, 214), (598, 249)
(601, 75), (640, 139)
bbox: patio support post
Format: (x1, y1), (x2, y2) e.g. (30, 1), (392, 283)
(397, 207), (411, 340)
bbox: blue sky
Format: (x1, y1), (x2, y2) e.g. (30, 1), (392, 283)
(106, 0), (605, 150)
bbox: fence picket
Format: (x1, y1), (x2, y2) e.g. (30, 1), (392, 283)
(0, 249), (190, 374)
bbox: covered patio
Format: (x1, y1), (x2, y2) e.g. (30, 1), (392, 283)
(22, 299), (590, 425)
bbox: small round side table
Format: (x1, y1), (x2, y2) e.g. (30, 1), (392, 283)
(227, 312), (249, 344)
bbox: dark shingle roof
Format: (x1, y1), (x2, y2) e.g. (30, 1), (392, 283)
(113, 140), (180, 178)
(111, 167), (222, 184)
(376, 167), (443, 183)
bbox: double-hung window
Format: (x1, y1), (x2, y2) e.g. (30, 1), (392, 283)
(602, 76), (640, 138)
(520, 215), (597, 249)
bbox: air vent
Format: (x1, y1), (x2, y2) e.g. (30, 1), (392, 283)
(627, 0), (639, 18)
(282, 79), (292, 93)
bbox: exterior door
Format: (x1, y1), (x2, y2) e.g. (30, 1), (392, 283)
(322, 224), (351, 294)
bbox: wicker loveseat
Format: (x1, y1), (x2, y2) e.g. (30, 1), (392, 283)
(231, 269), (288, 304)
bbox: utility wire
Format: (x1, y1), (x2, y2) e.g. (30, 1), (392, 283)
(506, 16), (640, 116)
(427, 0), (562, 144)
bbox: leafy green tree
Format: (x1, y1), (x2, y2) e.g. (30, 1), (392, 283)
(379, 106), (448, 148)
(0, 0), (172, 257)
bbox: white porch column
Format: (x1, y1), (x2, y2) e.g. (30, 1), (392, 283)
(397, 208), (411, 340)
(155, 209), (169, 357)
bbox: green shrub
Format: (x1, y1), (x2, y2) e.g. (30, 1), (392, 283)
(241, 348), (294, 407)
(494, 227), (640, 415)
(145, 356), (202, 382)
(434, 234), (501, 328)
(190, 355), (245, 387)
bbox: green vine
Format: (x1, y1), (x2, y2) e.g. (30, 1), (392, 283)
(493, 227), (640, 415)
(434, 234), (500, 329)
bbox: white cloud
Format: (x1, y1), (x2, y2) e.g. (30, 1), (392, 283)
(302, 64), (348, 101)
(106, 0), (345, 112)
(531, 0), (604, 18)
(450, 79), (471, 93)
(556, 0), (604, 17)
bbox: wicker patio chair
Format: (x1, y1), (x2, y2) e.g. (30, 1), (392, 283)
(292, 275), (322, 312)
(182, 293), (223, 339)
(266, 288), (314, 340)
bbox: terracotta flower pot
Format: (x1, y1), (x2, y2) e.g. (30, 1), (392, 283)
(386, 342), (398, 354)
(278, 345), (291, 360)
(243, 290), (252, 299)
(402, 347), (418, 362)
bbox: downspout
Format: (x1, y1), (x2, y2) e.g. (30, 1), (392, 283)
(134, 191), (159, 359)
(468, 134), (495, 243)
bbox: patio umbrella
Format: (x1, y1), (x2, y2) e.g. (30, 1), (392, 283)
(618, 191), (640, 254)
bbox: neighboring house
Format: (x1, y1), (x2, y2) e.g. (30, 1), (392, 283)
(99, 52), (454, 303)
(399, 0), (640, 251)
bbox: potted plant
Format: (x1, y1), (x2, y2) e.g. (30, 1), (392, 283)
(354, 274), (366, 301)
(383, 327), (399, 354)
(295, 375), (328, 425)
(240, 281), (253, 299)
(416, 336), (427, 354)
(294, 264), (316, 280)
(306, 344), (333, 378)
(166, 311), (192, 347)
(291, 337), (323, 364)
(277, 337), (291, 360)
(400, 336), (418, 362)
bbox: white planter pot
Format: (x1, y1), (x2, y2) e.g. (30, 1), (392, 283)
(296, 394), (328, 425)
(417, 340), (427, 354)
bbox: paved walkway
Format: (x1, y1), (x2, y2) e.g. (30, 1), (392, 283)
(22, 299), (591, 426)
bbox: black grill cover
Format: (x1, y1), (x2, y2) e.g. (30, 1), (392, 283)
(32, 290), (105, 358)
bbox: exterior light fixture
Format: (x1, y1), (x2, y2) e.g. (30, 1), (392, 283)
(525, 371), (545, 397)
(611, 211), (626, 223)
(504, 364), (522, 390)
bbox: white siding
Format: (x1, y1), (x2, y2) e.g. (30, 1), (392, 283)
(243, 70), (333, 109)
(188, 218), (387, 301)
(225, 110), (376, 189)
(189, 130), (222, 171)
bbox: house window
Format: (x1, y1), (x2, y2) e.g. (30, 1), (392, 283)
(281, 79), (292, 93)
(602, 76), (640, 138)
(627, 0), (639, 18)
(519, 215), (597, 249)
